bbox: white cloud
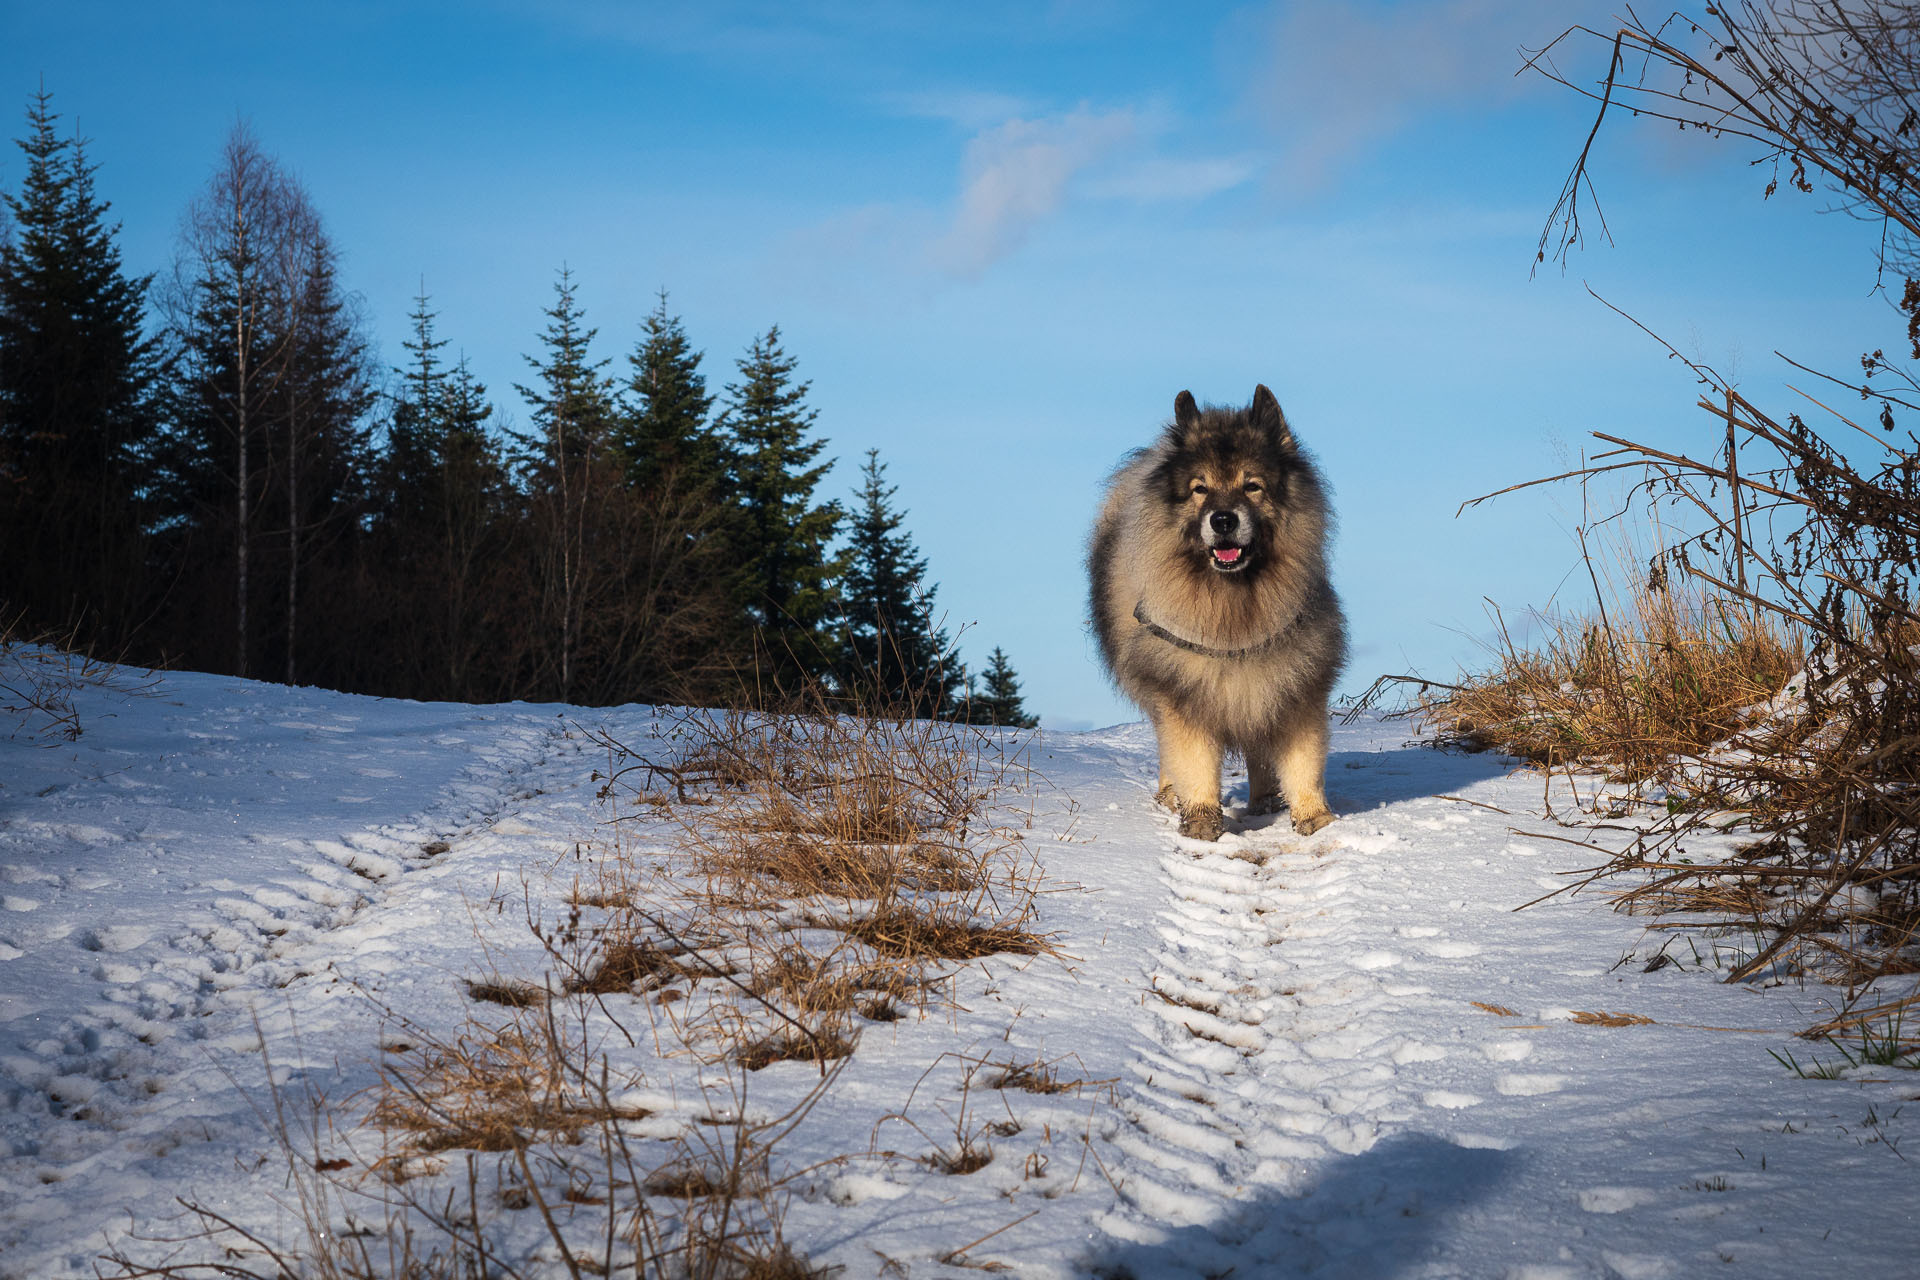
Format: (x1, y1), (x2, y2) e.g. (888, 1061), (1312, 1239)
(933, 107), (1140, 277)
(1249, 0), (1605, 190)
(927, 104), (1262, 277)
(880, 88), (1036, 130)
(1084, 154), (1262, 204)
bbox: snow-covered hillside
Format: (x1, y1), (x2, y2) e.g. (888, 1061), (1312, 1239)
(1, 664), (1915, 1278)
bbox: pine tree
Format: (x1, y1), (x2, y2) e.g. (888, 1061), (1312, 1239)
(366, 302), (512, 705)
(512, 267), (616, 479)
(0, 86), (161, 645)
(379, 284), (448, 531)
(617, 289), (722, 495)
(510, 268), (620, 701)
(269, 228), (375, 686)
(427, 353), (511, 700)
(968, 647), (1039, 728)
(841, 448), (959, 715)
(719, 325), (844, 691)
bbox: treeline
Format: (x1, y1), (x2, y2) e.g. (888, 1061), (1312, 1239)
(0, 91), (1037, 725)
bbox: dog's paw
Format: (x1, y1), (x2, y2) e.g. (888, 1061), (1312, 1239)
(1291, 808), (1335, 836)
(1155, 783), (1181, 813)
(1246, 793), (1287, 817)
(1179, 804), (1224, 842)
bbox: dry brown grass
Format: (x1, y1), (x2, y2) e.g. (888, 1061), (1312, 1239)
(464, 978), (547, 1008)
(563, 937), (700, 995)
(0, 617), (160, 742)
(828, 905), (1044, 961)
(733, 1027), (857, 1072)
(1420, 582), (1801, 786)
(1411, 368), (1920, 1029)
(103, 678), (1055, 1278)
(983, 1056), (1105, 1096)
(580, 694), (1051, 1070)
(369, 1022), (648, 1159)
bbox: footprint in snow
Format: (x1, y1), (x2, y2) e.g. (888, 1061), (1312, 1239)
(1422, 1090), (1482, 1109)
(1599, 1250), (1681, 1280)
(1497, 1073), (1570, 1096)
(1390, 1040), (1447, 1064)
(78, 926), (152, 953)
(1576, 1185), (1660, 1213)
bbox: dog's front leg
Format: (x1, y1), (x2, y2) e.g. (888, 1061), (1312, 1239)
(1155, 706), (1224, 840)
(1245, 742), (1284, 816)
(1276, 709), (1335, 836)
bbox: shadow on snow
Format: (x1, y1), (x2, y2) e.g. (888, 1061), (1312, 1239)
(1088, 1131), (1521, 1280)
(1221, 742), (1514, 824)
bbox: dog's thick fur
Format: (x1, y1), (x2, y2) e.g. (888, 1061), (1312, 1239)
(1088, 385), (1347, 840)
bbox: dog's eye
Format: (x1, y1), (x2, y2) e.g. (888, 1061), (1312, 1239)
(1244, 480), (1264, 494)
(1190, 482), (1209, 496)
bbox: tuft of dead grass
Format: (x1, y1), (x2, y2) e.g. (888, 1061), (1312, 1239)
(983, 1056), (1104, 1096)
(368, 1018), (645, 1160)
(734, 1027), (857, 1072)
(829, 905), (1044, 961)
(563, 936), (697, 995)
(1419, 583), (1801, 786)
(578, 692), (1052, 1069)
(465, 978), (547, 1008)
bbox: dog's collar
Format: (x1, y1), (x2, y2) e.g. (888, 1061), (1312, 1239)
(1132, 599), (1297, 659)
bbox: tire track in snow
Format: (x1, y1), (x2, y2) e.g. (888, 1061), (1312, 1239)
(1093, 787), (1456, 1275)
(0, 703), (581, 1268)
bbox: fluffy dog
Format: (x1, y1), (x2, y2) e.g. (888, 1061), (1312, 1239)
(1088, 385), (1346, 840)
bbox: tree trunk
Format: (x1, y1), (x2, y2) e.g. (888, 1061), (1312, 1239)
(234, 263), (251, 681)
(286, 395), (300, 686)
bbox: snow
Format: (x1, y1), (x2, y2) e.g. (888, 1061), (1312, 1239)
(1, 661), (1917, 1278)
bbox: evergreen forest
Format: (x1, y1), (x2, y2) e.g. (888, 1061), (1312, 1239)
(0, 92), (1039, 727)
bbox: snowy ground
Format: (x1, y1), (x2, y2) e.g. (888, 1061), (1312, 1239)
(1, 662), (1917, 1278)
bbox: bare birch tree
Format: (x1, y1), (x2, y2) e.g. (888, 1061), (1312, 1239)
(164, 125), (311, 679)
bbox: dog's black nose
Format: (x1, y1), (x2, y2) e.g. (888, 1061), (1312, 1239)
(1209, 510), (1238, 536)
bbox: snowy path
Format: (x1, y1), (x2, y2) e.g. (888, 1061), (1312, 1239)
(1, 669), (1916, 1278)
(1067, 730), (1916, 1279)
(0, 673), (581, 1270)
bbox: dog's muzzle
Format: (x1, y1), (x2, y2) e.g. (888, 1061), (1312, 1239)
(1204, 507), (1251, 572)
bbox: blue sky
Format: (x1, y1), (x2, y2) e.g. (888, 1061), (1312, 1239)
(4, 1), (1902, 727)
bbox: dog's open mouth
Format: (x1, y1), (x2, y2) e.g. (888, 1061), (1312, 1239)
(1209, 545), (1249, 572)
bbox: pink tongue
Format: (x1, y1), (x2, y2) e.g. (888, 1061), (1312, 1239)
(1214, 547), (1242, 562)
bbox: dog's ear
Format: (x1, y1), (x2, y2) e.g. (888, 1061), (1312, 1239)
(1250, 383), (1294, 449)
(1173, 390), (1199, 435)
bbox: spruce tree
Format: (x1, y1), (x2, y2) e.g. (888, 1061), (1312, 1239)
(0, 86), (160, 645)
(270, 228), (375, 686)
(617, 289), (722, 495)
(441, 357), (502, 492)
(719, 325), (844, 691)
(841, 448), (959, 715)
(969, 646), (1039, 728)
(379, 285), (448, 531)
(511, 268), (620, 701)
(431, 355), (511, 701)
